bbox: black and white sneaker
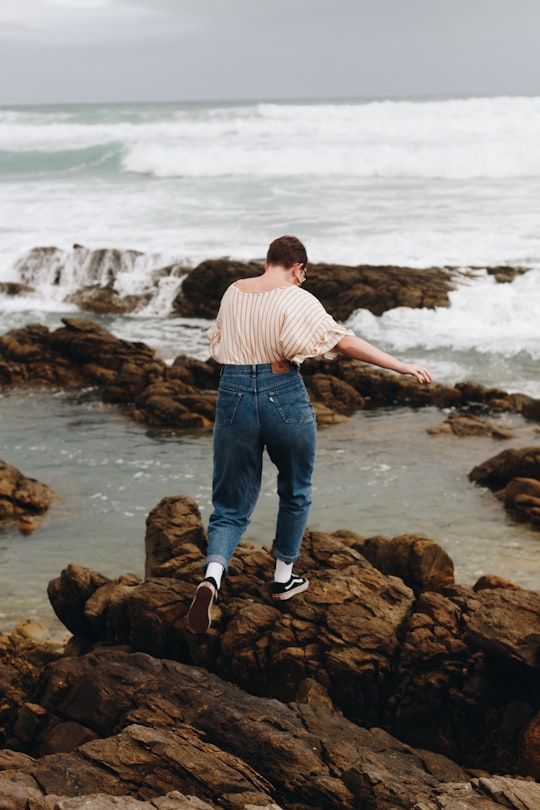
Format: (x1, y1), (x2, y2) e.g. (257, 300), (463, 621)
(272, 575), (309, 601)
(188, 576), (218, 633)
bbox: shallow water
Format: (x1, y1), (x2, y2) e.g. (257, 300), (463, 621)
(0, 389), (538, 633)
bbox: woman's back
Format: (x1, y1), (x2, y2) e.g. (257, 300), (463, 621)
(208, 282), (352, 366)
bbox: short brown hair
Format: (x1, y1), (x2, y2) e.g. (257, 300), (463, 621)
(266, 235), (308, 269)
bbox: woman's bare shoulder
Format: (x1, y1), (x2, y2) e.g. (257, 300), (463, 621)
(233, 277), (293, 294)
(233, 277), (262, 292)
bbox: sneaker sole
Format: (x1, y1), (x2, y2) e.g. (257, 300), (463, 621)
(188, 584), (214, 633)
(272, 580), (309, 601)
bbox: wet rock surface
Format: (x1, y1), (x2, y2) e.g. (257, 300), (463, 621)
(0, 319), (218, 429)
(41, 496), (540, 781)
(1, 496), (539, 807)
(2, 648), (540, 809)
(0, 460), (54, 530)
(0, 622), (64, 748)
(469, 447), (540, 527)
(0, 282), (35, 296)
(66, 284), (153, 314)
(172, 258), (457, 320)
(428, 413), (515, 439)
(2, 320), (539, 433)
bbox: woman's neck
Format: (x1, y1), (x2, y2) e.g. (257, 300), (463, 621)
(235, 265), (298, 293)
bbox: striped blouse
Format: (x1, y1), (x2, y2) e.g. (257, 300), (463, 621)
(208, 283), (354, 365)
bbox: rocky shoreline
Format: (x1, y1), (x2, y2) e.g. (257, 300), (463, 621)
(0, 495), (539, 809)
(1, 316), (539, 528)
(10, 244), (530, 318)
(1, 257), (539, 807)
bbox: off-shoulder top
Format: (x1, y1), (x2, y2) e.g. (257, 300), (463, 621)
(208, 283), (354, 365)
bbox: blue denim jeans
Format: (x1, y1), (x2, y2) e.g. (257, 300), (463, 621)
(205, 363), (317, 573)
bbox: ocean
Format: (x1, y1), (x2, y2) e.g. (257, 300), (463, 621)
(0, 96), (539, 630)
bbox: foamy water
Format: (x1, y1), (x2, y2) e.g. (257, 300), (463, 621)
(2, 96), (540, 272)
(1, 96), (539, 391)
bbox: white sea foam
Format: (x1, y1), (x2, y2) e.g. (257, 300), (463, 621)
(2, 96), (540, 178)
(1, 96), (540, 393)
(349, 267), (540, 360)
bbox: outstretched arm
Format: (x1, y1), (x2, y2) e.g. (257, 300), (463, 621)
(335, 335), (432, 384)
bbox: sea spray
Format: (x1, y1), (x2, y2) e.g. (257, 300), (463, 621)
(2, 95), (540, 392)
(10, 245), (188, 314)
(349, 267), (540, 360)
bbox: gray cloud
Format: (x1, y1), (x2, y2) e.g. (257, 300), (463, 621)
(1, 0), (540, 104)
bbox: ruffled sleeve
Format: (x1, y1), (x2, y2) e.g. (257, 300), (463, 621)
(207, 321), (220, 360)
(280, 289), (354, 365)
(207, 301), (223, 361)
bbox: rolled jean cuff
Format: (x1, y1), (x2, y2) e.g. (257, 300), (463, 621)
(271, 548), (301, 564)
(204, 553), (229, 574)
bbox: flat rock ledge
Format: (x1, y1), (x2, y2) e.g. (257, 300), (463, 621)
(0, 459), (54, 532)
(1, 320), (539, 430)
(1, 497), (539, 809)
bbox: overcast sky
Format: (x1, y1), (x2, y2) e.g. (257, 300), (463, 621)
(1, 0), (540, 105)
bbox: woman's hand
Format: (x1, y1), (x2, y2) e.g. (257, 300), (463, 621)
(397, 362), (432, 384)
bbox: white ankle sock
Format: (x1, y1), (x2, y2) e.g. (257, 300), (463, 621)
(274, 559), (293, 583)
(205, 562), (224, 589)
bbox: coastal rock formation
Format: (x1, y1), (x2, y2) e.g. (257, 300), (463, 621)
(503, 478), (540, 525)
(0, 621), (64, 748)
(0, 282), (35, 296)
(1, 646), (540, 810)
(43, 496), (540, 779)
(3, 648), (540, 810)
(469, 447), (540, 526)
(66, 284), (153, 314)
(13, 244), (191, 314)
(10, 243), (530, 320)
(173, 258), (457, 320)
(0, 460), (54, 530)
(484, 265), (529, 283)
(2, 320), (539, 431)
(0, 319), (217, 429)
(469, 447), (540, 489)
(428, 412), (515, 439)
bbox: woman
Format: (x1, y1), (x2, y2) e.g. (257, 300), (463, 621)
(188, 235), (432, 633)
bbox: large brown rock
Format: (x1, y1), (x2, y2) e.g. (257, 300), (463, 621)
(428, 413), (515, 439)
(173, 258), (456, 320)
(0, 623), (64, 748)
(469, 447), (540, 526)
(173, 259), (265, 318)
(302, 356), (464, 409)
(144, 497), (207, 579)
(132, 380), (217, 428)
(303, 373), (365, 415)
(503, 477), (540, 526)
(337, 531), (455, 595)
(464, 588), (540, 671)
(44, 496), (540, 777)
(0, 320), (218, 429)
(0, 282), (35, 296)
(0, 460), (54, 528)
(66, 284), (152, 314)
(2, 649), (540, 809)
(469, 447), (540, 490)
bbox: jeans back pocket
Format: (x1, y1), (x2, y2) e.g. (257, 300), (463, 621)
(268, 384), (314, 425)
(216, 389), (243, 426)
